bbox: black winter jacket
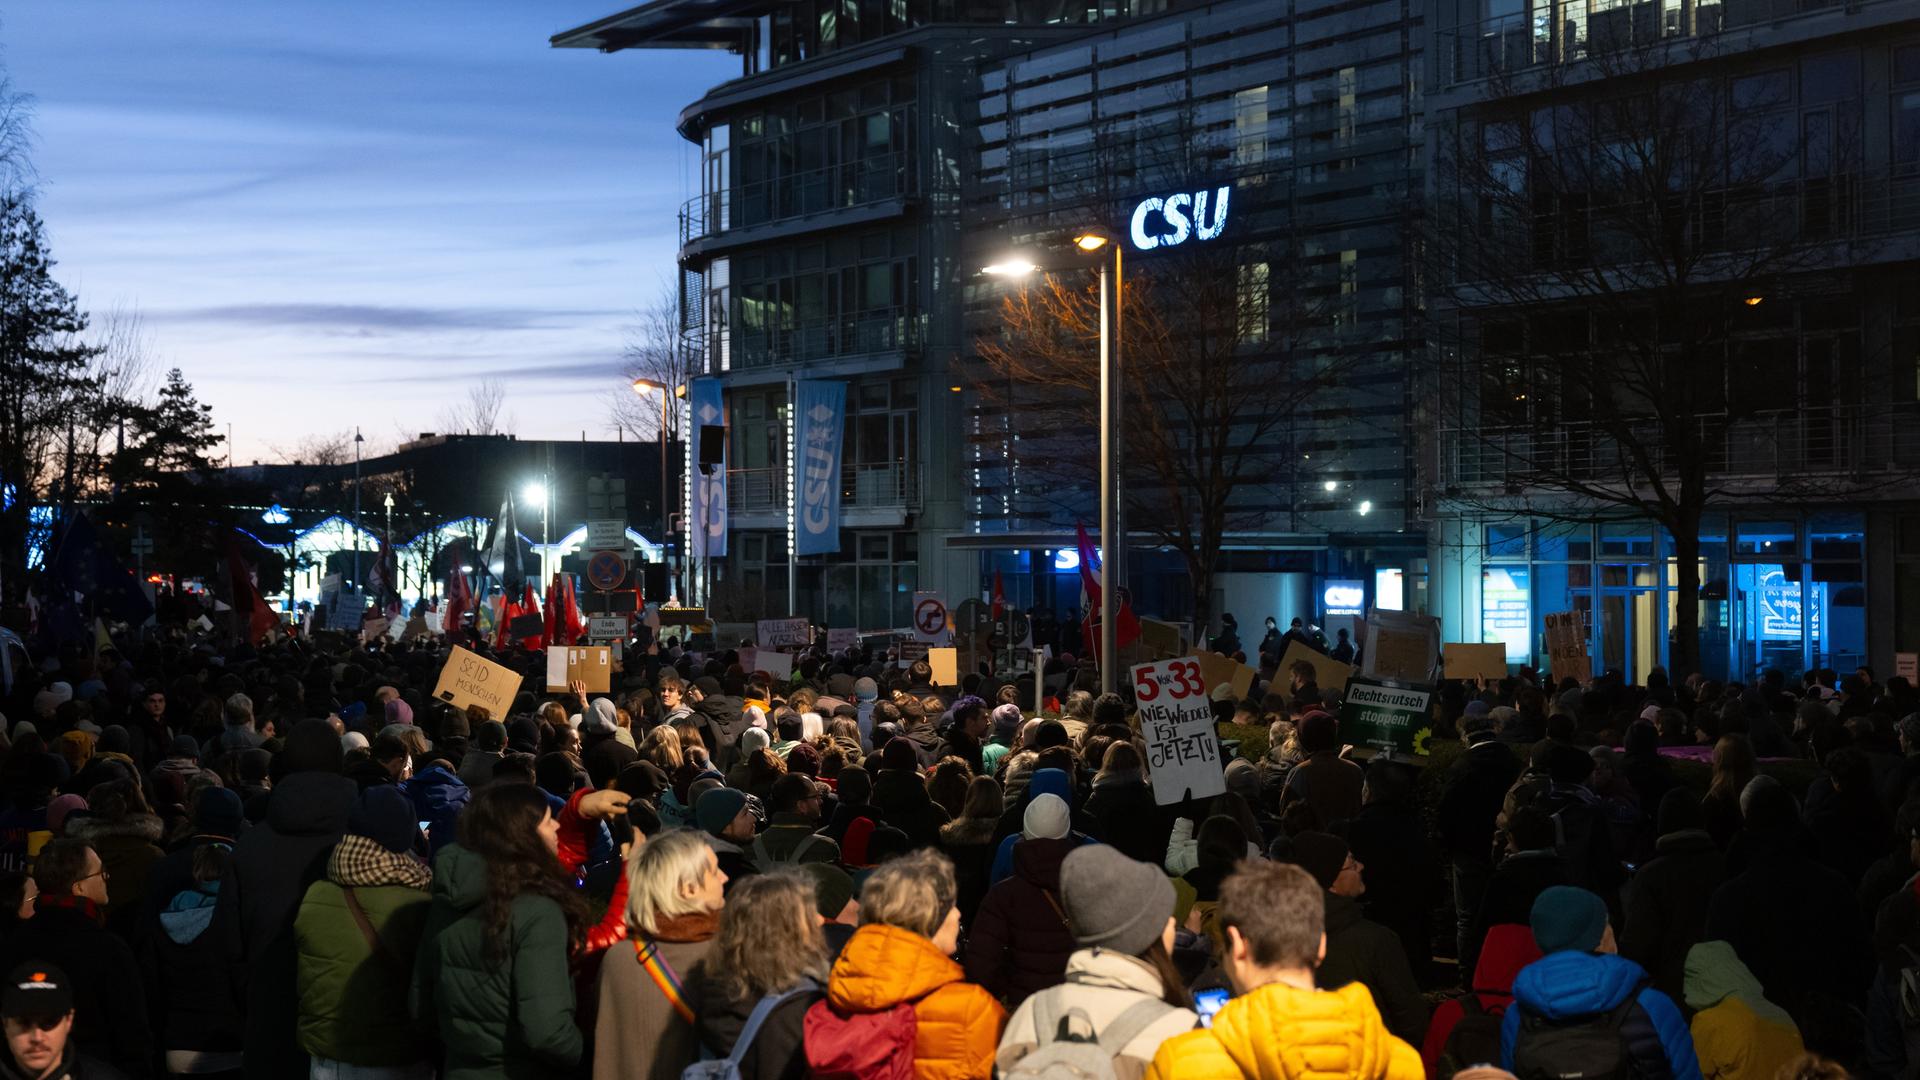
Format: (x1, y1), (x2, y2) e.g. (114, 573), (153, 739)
(1619, 828), (1725, 1004)
(962, 836), (1077, 1006)
(1438, 739), (1522, 863)
(686, 974), (822, 1080)
(0, 905), (151, 1077)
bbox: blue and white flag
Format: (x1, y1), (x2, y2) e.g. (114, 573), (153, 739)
(793, 380), (846, 556)
(688, 378), (728, 560)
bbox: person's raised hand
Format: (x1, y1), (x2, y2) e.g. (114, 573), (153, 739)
(579, 789), (631, 821)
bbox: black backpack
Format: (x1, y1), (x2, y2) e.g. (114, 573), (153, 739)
(1439, 995), (1508, 1078)
(1510, 992), (1640, 1080)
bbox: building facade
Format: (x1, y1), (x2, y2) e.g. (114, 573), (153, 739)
(1421, 0), (1920, 680)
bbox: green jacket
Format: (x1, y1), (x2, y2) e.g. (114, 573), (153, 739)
(409, 844), (582, 1080)
(294, 879), (433, 1065)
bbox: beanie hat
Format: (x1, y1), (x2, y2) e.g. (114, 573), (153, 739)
(1288, 831), (1349, 890)
(695, 786), (749, 837)
(881, 737), (919, 772)
(167, 734), (200, 760)
(1023, 792), (1071, 841)
(440, 708), (472, 740)
(341, 732), (369, 753)
(1464, 700), (1492, 718)
(282, 718), (346, 775)
(46, 794), (87, 834)
(826, 673), (855, 698)
(1060, 844), (1175, 957)
(349, 786), (420, 854)
(194, 787), (244, 840)
(1531, 885), (1609, 953)
(991, 703), (1023, 739)
(384, 698), (414, 727)
(694, 676), (724, 697)
(1298, 711), (1338, 753)
(801, 861), (856, 920)
(32, 682), (72, 718)
(854, 677), (878, 703)
(474, 721), (508, 752)
(740, 728), (771, 756)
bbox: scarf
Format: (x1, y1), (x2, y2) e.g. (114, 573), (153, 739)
(328, 834), (432, 891)
(36, 893), (105, 927)
(650, 908), (721, 944)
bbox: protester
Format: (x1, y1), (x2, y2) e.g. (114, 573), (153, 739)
(0, 962), (126, 1080)
(293, 786), (434, 1079)
(1289, 831), (1428, 1046)
(685, 870), (825, 1080)
(411, 782), (585, 1080)
(63, 779), (163, 938)
(1420, 924), (1541, 1079)
(592, 827), (725, 1080)
(141, 788), (243, 1079)
(1146, 860), (1421, 1079)
(1682, 940), (1804, 1080)
(1620, 789), (1725, 1004)
(808, 849), (1003, 1078)
(752, 774), (839, 867)
(938, 775), (1002, 924)
(963, 792), (1079, 1005)
(693, 786), (759, 887)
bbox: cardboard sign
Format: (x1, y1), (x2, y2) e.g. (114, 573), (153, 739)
(1338, 679), (1434, 757)
(753, 650), (794, 681)
(433, 645), (522, 718)
(587, 615), (628, 642)
(1195, 650), (1257, 702)
(1544, 611), (1590, 684)
(545, 645), (612, 693)
(403, 614), (431, 640)
(1275, 641), (1355, 704)
(1131, 657), (1228, 805)
(929, 646), (958, 688)
(827, 628), (860, 653)
(1897, 653), (1918, 683)
(1361, 610), (1440, 686)
(756, 617), (812, 648)
(361, 617), (390, 644)
(1137, 618), (1188, 660)
(1443, 642), (1508, 682)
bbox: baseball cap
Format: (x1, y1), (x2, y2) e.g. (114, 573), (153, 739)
(1, 962), (72, 1018)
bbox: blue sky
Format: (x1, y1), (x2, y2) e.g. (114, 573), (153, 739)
(5, 1), (736, 461)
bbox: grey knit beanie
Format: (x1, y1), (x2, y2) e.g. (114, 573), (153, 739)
(1059, 844), (1176, 958)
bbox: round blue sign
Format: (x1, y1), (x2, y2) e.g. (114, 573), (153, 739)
(586, 550), (627, 592)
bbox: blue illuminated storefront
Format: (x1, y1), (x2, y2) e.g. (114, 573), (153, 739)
(1430, 512), (1875, 683)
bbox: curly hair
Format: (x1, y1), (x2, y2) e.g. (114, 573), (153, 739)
(458, 782), (587, 963)
(712, 870), (827, 1001)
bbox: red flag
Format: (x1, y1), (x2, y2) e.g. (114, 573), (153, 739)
(492, 594), (519, 650)
(1073, 522), (1139, 660)
(544, 573), (561, 647)
(443, 560), (473, 641)
(564, 573), (587, 645)
(519, 583), (545, 652)
(226, 544), (278, 645)
(991, 570), (1007, 621)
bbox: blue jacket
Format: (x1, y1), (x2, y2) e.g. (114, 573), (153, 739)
(405, 765), (471, 855)
(1500, 950), (1701, 1080)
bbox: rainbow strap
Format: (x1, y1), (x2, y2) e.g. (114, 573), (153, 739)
(633, 938), (694, 1024)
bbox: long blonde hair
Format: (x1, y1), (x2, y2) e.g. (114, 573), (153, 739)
(713, 870), (828, 1000)
(624, 828), (717, 936)
(637, 724), (685, 771)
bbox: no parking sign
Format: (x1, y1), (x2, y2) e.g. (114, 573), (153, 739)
(912, 591), (950, 644)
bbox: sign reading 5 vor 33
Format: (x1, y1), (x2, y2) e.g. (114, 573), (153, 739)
(1131, 657), (1227, 806)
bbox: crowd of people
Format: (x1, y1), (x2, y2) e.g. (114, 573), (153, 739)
(0, 614), (1903, 1079)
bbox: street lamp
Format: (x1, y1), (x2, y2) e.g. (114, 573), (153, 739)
(632, 378), (674, 595)
(983, 225), (1124, 693)
(522, 481), (549, 592)
(382, 491), (395, 603)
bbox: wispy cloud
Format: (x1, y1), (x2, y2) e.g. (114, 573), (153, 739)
(154, 302), (619, 334)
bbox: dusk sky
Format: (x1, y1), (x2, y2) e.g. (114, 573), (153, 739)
(5, 2), (736, 462)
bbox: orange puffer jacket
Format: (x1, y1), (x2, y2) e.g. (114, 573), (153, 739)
(826, 923), (1006, 1080)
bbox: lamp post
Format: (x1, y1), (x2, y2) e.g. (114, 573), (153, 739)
(523, 481), (549, 595)
(353, 427), (364, 590)
(382, 491), (394, 603)
(984, 227), (1124, 693)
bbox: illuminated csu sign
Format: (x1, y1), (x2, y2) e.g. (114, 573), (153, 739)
(1129, 185), (1231, 251)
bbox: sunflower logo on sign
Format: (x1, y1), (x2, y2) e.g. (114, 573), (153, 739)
(1413, 726), (1434, 756)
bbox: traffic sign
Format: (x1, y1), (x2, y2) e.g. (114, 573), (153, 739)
(913, 592), (949, 643)
(585, 519), (627, 551)
(587, 615), (628, 642)
(586, 550), (628, 592)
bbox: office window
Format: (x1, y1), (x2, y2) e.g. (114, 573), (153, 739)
(1239, 262), (1270, 344)
(1233, 85), (1268, 167)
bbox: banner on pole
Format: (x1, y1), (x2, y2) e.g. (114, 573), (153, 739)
(794, 380), (846, 556)
(1131, 657), (1227, 805)
(688, 379), (728, 561)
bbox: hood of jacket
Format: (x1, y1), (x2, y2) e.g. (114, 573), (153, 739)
(1064, 947), (1164, 996)
(1013, 835), (1075, 890)
(1322, 891), (1366, 934)
(1029, 767), (1073, 807)
(1683, 940), (1794, 1027)
(695, 695), (747, 738)
(1653, 828), (1717, 857)
(1209, 980), (1408, 1078)
(266, 770), (359, 837)
(871, 768), (933, 808)
(407, 764), (470, 812)
(827, 923), (965, 1013)
(1471, 923), (1544, 994)
(939, 816), (997, 847)
(1511, 950), (1649, 1019)
(429, 842), (489, 914)
(65, 810), (163, 846)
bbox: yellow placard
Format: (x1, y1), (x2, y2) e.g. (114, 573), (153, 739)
(1195, 650), (1258, 701)
(1274, 642), (1355, 703)
(929, 646), (959, 688)
(432, 645), (523, 719)
(1443, 642), (1508, 682)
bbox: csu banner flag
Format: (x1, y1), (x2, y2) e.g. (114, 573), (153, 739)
(688, 378), (728, 560)
(793, 380), (846, 556)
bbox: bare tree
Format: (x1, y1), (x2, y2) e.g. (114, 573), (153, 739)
(609, 281), (696, 441)
(1427, 37), (1897, 673)
(435, 378), (512, 436)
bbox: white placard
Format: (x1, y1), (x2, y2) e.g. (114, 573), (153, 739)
(585, 519), (627, 551)
(756, 617), (812, 648)
(545, 647), (568, 690)
(755, 650), (794, 680)
(1131, 657), (1227, 806)
(827, 627), (860, 652)
(588, 615), (628, 642)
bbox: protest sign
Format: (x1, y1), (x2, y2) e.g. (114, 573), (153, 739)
(1195, 650), (1257, 702)
(545, 646), (612, 694)
(1338, 679), (1435, 756)
(897, 638), (930, 668)
(361, 617), (390, 644)
(756, 617), (812, 648)
(1138, 618), (1187, 659)
(827, 628), (860, 653)
(433, 646), (521, 718)
(328, 591), (366, 632)
(404, 613), (431, 640)
(1131, 657), (1227, 806)
(1442, 642), (1508, 682)
(929, 647), (958, 687)
(1544, 611), (1591, 684)
(1900, 653), (1920, 683)
(587, 615), (628, 642)
(753, 650), (794, 681)
(1361, 610), (1440, 685)
(1274, 641), (1355, 704)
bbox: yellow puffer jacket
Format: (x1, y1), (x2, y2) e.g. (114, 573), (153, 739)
(1146, 981), (1422, 1080)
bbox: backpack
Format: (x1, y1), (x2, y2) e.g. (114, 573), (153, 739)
(1510, 992), (1640, 1080)
(752, 831), (823, 867)
(1439, 994), (1508, 1078)
(803, 998), (918, 1080)
(683, 980), (819, 1080)
(1000, 990), (1179, 1080)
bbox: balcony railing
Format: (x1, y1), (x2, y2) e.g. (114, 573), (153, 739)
(1439, 403), (1920, 491)
(726, 461), (922, 516)
(691, 304), (921, 372)
(1437, 0), (1900, 87)
(680, 150), (916, 247)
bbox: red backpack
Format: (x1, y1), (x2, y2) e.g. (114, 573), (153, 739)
(804, 998), (918, 1080)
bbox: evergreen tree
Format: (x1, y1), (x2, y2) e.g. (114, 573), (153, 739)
(147, 367), (223, 477)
